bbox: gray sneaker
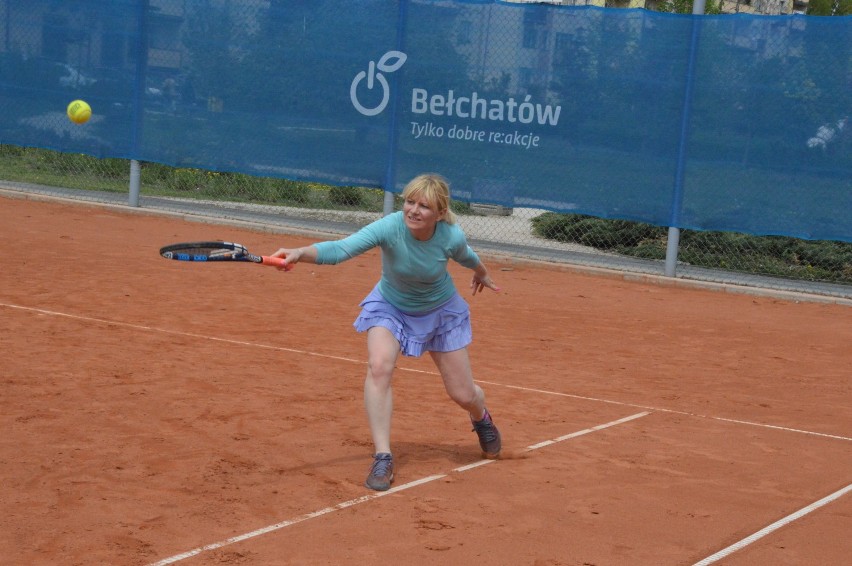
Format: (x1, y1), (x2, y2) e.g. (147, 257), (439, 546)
(471, 409), (502, 459)
(365, 452), (394, 491)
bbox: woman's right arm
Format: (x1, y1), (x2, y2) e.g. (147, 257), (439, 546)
(269, 213), (394, 269)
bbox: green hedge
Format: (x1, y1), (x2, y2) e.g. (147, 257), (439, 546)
(531, 212), (851, 284)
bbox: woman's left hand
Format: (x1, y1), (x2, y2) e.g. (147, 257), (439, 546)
(471, 273), (500, 295)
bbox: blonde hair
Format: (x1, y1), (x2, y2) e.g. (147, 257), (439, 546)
(401, 173), (457, 224)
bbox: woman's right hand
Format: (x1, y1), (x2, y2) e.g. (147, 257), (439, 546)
(270, 247), (302, 270)
(270, 245), (318, 270)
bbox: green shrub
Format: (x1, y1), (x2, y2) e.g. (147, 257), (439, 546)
(329, 185), (364, 207)
(450, 199), (473, 215)
(531, 213), (666, 251)
(532, 212), (852, 284)
(273, 179), (311, 203)
(0, 145), (25, 157)
(166, 168), (205, 192)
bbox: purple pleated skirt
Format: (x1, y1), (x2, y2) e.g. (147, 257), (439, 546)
(353, 286), (473, 357)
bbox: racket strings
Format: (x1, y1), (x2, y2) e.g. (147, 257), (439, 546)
(160, 241), (250, 261)
(208, 248), (244, 259)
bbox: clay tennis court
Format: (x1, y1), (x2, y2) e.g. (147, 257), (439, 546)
(1, 193), (850, 565)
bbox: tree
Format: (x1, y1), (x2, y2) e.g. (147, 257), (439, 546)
(807, 0), (852, 16)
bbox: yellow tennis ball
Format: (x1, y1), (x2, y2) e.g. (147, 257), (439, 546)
(67, 99), (92, 124)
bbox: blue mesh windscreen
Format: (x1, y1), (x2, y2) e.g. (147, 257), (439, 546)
(0, 0), (849, 241)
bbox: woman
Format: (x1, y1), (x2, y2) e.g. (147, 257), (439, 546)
(270, 173), (501, 491)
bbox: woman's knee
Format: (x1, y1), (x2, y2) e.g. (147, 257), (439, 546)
(446, 383), (479, 408)
(366, 356), (395, 384)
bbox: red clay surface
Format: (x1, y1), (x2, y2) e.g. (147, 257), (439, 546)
(1, 194), (850, 566)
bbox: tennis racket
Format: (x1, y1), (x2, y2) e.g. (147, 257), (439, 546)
(159, 241), (293, 270)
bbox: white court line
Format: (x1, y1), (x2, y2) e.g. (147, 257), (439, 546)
(452, 410), (650, 474)
(147, 474), (445, 566)
(693, 483), (852, 565)
(147, 411), (650, 565)
(4, 301), (850, 444)
(475, 380), (852, 443)
(0, 302), (364, 365)
(525, 410), (650, 449)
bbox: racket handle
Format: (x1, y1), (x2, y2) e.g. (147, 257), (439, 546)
(260, 256), (294, 271)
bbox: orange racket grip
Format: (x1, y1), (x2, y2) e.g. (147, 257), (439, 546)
(260, 256), (294, 271)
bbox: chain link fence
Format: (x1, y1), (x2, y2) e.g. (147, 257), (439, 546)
(1, 145), (849, 299)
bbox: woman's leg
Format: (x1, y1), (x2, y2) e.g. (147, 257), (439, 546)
(431, 347), (501, 458)
(364, 326), (400, 454)
(429, 348), (486, 420)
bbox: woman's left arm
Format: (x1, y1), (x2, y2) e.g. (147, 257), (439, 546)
(448, 227), (500, 295)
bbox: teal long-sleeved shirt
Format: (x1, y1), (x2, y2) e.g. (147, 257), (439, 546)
(313, 211), (481, 313)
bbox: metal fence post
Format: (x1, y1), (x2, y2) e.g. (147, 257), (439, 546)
(664, 226), (681, 277)
(128, 0), (149, 207)
(129, 159), (141, 207)
(382, 0), (408, 216)
(665, 0), (706, 277)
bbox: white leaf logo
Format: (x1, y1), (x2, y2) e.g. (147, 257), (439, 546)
(351, 50), (407, 117)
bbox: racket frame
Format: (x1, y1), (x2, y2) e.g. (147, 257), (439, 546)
(159, 241), (291, 269)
